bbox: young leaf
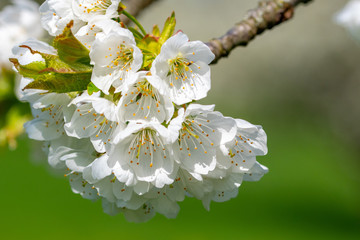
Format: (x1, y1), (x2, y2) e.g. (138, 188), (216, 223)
(159, 11), (176, 45)
(152, 24), (160, 37)
(87, 82), (100, 95)
(23, 71), (92, 93)
(137, 35), (161, 55)
(9, 58), (46, 79)
(53, 20), (91, 67)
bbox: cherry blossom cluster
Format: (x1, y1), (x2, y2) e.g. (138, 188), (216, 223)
(11, 0), (268, 222)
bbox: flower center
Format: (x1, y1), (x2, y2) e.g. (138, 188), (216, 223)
(77, 106), (118, 145)
(167, 53), (202, 89)
(127, 128), (167, 167)
(168, 55), (192, 81)
(179, 117), (215, 156)
(106, 43), (134, 73)
(40, 104), (65, 132)
(79, 0), (112, 15)
(123, 80), (163, 119)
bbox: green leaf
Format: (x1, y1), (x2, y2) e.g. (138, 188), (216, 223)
(158, 11), (176, 45)
(53, 20), (91, 67)
(137, 35), (161, 69)
(87, 82), (100, 95)
(9, 58), (47, 79)
(152, 24), (160, 37)
(11, 46), (93, 93)
(137, 35), (161, 54)
(10, 21), (95, 93)
(23, 71), (92, 93)
(17, 45), (75, 72)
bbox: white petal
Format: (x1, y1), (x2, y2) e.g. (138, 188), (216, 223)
(243, 162), (269, 182)
(91, 154), (112, 180)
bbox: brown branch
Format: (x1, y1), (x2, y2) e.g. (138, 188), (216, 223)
(122, 0), (161, 25)
(206, 0), (313, 64)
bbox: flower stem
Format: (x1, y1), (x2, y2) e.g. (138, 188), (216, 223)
(122, 10), (147, 36)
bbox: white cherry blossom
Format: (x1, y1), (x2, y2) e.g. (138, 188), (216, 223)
(45, 135), (100, 200)
(90, 26), (143, 94)
(151, 32), (215, 105)
(170, 104), (237, 177)
(47, 135), (96, 171)
(24, 93), (73, 141)
(108, 121), (179, 188)
(68, 172), (99, 201)
(101, 177), (185, 222)
(65, 92), (123, 153)
(217, 118), (268, 173)
(243, 162), (269, 182)
(102, 198), (156, 222)
(201, 172), (243, 211)
(175, 168), (213, 200)
(118, 71), (174, 123)
(40, 0), (84, 36)
(75, 16), (119, 49)
(72, 0), (122, 22)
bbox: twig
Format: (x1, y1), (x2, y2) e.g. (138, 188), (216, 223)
(206, 0), (313, 64)
(122, 0), (160, 25)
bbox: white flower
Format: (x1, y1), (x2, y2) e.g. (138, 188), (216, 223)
(108, 121), (179, 188)
(83, 154), (156, 198)
(11, 40), (75, 140)
(201, 172), (243, 211)
(118, 71), (174, 123)
(45, 135), (100, 200)
(68, 172), (99, 201)
(75, 16), (119, 49)
(175, 168), (213, 200)
(72, 0), (121, 22)
(0, 0), (44, 68)
(102, 198), (156, 222)
(334, 0), (360, 41)
(89, 26), (143, 94)
(40, 0), (84, 36)
(100, 176), (186, 222)
(151, 32), (215, 105)
(169, 104), (237, 177)
(47, 135), (96, 171)
(83, 150), (184, 216)
(217, 118), (268, 173)
(243, 162), (268, 182)
(201, 161), (268, 210)
(65, 92), (123, 153)
(24, 93), (73, 141)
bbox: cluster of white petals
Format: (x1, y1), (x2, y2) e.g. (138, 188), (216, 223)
(13, 0), (269, 222)
(334, 0), (360, 42)
(0, 0), (43, 69)
(40, 0), (121, 46)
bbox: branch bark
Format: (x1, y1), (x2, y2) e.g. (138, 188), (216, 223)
(206, 0), (313, 64)
(122, 0), (161, 25)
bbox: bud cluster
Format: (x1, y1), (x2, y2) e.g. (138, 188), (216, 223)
(11, 0), (268, 222)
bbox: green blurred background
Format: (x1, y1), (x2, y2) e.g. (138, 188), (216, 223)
(1, 0), (359, 239)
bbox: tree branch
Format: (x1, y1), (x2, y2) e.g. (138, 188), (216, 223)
(206, 0), (313, 64)
(122, 0), (161, 25)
